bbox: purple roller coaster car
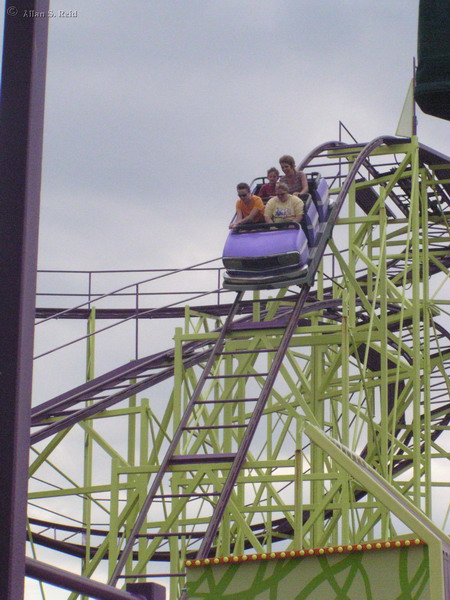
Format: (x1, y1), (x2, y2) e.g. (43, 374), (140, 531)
(222, 172), (330, 290)
(222, 221), (309, 290)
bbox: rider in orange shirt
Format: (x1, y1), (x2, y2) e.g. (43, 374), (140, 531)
(230, 183), (265, 228)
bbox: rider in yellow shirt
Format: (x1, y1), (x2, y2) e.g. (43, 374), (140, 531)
(264, 182), (304, 223)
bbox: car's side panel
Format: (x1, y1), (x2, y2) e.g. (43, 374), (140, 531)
(304, 201), (319, 246)
(314, 177), (330, 222)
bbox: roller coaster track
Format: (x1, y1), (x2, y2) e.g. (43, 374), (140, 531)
(31, 137), (395, 435)
(29, 137), (450, 596)
(32, 136), (450, 437)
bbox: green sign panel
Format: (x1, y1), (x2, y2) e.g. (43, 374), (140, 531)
(187, 545), (429, 599)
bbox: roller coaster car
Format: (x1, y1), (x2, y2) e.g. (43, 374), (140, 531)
(222, 172), (330, 291)
(222, 221), (309, 290)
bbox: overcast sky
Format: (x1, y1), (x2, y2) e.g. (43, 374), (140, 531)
(3, 0), (450, 274)
(3, 2), (450, 598)
(21, 0), (450, 387)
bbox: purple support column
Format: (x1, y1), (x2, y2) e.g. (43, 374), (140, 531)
(26, 558), (159, 600)
(127, 582), (167, 600)
(0, 1), (49, 599)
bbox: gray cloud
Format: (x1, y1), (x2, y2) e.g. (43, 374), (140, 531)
(35, 0), (428, 269)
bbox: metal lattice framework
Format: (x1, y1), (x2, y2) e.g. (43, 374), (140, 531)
(28, 136), (450, 599)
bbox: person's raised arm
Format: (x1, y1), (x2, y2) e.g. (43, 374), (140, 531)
(241, 206), (260, 224)
(230, 209), (243, 229)
(293, 197), (304, 223)
(293, 171), (309, 197)
(264, 198), (274, 223)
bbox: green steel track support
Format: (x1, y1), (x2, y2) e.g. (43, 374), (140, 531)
(300, 417), (450, 600)
(82, 307), (96, 600)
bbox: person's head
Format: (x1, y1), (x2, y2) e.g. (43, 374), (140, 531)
(279, 155), (296, 175)
(236, 183), (251, 202)
(275, 182), (289, 201)
(267, 167), (279, 184)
